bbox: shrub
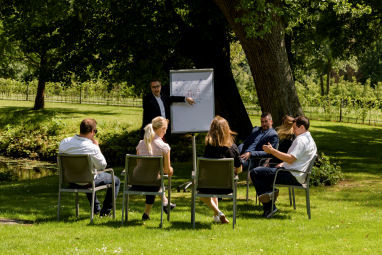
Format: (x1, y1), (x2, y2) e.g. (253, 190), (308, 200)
(310, 153), (343, 186)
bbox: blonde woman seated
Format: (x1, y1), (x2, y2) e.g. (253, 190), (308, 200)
(268, 115), (295, 164)
(200, 116), (242, 224)
(133, 116), (175, 221)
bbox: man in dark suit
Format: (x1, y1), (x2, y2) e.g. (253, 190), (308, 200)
(238, 112), (279, 170)
(142, 80), (194, 133)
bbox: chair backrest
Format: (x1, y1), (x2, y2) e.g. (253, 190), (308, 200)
(57, 154), (94, 184)
(303, 154), (318, 184)
(125, 154), (163, 186)
(196, 157), (234, 189)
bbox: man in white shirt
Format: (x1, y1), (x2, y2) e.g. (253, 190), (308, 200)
(250, 116), (317, 218)
(59, 119), (120, 216)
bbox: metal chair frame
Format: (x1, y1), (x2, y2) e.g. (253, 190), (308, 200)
(191, 157), (238, 229)
(57, 153), (116, 223)
(121, 154), (171, 228)
(271, 154), (317, 219)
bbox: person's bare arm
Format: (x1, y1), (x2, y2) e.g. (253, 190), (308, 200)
(163, 151), (173, 176)
(262, 143), (296, 164)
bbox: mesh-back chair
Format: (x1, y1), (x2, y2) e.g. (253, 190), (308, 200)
(270, 154), (317, 219)
(121, 154), (171, 228)
(57, 153), (116, 223)
(192, 157), (238, 229)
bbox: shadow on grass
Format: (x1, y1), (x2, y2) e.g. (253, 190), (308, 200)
(311, 124), (382, 175)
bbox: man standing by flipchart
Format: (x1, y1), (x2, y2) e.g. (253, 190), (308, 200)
(141, 79), (194, 138)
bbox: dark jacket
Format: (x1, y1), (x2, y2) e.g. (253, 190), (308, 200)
(238, 126), (279, 158)
(141, 92), (185, 130)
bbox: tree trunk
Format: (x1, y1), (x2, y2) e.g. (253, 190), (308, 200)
(326, 62), (332, 95)
(33, 54), (47, 110)
(214, 0), (303, 126)
(170, 1), (252, 138)
(320, 75), (325, 96)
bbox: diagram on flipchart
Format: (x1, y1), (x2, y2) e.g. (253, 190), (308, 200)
(170, 69), (215, 133)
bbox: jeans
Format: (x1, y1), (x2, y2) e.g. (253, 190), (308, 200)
(70, 172), (120, 212)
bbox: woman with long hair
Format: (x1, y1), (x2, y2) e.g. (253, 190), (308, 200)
(270, 115), (295, 164)
(134, 116), (175, 220)
(200, 116), (242, 224)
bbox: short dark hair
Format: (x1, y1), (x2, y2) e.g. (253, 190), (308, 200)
(294, 116), (310, 130)
(80, 119), (97, 134)
(261, 112), (272, 120)
(150, 79), (161, 86)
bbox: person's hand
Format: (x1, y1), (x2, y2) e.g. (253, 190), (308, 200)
(91, 138), (99, 146)
(186, 97), (195, 105)
(262, 142), (273, 153)
(240, 152), (251, 161)
(168, 166), (174, 177)
(276, 163), (283, 168)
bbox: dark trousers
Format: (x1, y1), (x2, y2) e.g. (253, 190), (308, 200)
(250, 166), (301, 210)
(130, 186), (161, 204)
(70, 172), (120, 212)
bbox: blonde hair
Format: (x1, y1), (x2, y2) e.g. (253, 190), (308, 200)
(144, 116), (169, 154)
(276, 115), (294, 140)
(205, 116), (236, 147)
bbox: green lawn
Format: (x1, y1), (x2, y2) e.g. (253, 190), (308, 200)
(0, 100), (381, 254)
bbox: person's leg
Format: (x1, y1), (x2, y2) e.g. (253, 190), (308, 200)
(93, 172), (120, 215)
(70, 183), (101, 214)
(249, 166), (279, 215)
(200, 197), (220, 215)
(249, 166), (277, 196)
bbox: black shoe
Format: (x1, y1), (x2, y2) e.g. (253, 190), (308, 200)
(142, 213), (150, 221)
(265, 205), (278, 218)
(100, 208), (112, 217)
(163, 203), (176, 214)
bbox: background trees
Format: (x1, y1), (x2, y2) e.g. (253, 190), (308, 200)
(0, 0), (380, 135)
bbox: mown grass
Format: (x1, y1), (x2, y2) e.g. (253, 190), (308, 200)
(0, 100), (381, 254)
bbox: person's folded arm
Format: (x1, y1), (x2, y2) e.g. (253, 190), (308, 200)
(163, 151), (173, 176)
(263, 143), (296, 164)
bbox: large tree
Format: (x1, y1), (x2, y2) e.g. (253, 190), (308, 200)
(0, 0), (81, 110)
(213, 0), (303, 126)
(70, 0), (252, 136)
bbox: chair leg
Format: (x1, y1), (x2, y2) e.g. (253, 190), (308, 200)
(192, 192), (196, 229)
(160, 193), (164, 228)
(288, 187), (292, 206)
(292, 188), (296, 210)
(306, 188), (311, 219)
(121, 193), (125, 225)
(125, 194), (129, 222)
(233, 191), (237, 229)
(90, 191), (95, 223)
(112, 186), (116, 220)
(75, 192), (79, 218)
(246, 171), (249, 202)
(57, 191), (61, 221)
(167, 178), (171, 222)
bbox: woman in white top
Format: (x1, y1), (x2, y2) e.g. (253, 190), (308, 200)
(134, 116), (175, 221)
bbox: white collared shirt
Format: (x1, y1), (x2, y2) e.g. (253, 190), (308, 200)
(154, 95), (166, 118)
(59, 135), (107, 174)
(283, 131), (317, 184)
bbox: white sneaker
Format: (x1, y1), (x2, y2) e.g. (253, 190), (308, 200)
(213, 215), (221, 223)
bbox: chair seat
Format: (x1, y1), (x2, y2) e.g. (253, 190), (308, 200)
(60, 184), (111, 193)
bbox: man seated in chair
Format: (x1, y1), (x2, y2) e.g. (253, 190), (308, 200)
(238, 112), (279, 170)
(59, 118), (120, 216)
(250, 116), (317, 218)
